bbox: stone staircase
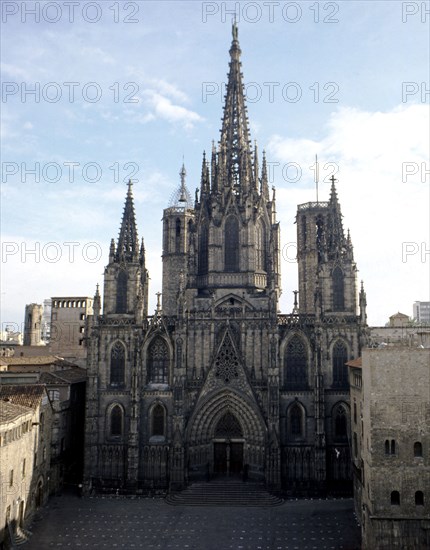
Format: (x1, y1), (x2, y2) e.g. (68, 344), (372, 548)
(166, 479), (283, 507)
(11, 525), (32, 546)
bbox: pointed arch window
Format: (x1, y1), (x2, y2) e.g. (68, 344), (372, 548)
(316, 216), (325, 263)
(284, 335), (308, 389)
(198, 222), (208, 275)
(288, 403), (304, 438)
(332, 340), (348, 387)
(110, 405), (123, 436)
(151, 404), (165, 436)
(116, 270), (128, 313)
(147, 338), (169, 384)
(175, 218), (181, 253)
(255, 220), (267, 271)
(110, 342), (125, 386)
(301, 215), (307, 247)
(332, 267), (345, 311)
(224, 215), (239, 272)
(334, 404), (348, 440)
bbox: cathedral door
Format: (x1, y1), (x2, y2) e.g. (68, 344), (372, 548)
(214, 442), (228, 474)
(213, 441), (243, 475)
(230, 442), (243, 474)
(213, 412), (244, 476)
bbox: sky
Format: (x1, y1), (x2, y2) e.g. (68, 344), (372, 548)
(1, 0), (429, 333)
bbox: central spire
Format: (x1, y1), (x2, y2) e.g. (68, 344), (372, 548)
(219, 22), (253, 194)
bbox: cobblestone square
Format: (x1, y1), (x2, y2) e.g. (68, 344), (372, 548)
(24, 495), (361, 550)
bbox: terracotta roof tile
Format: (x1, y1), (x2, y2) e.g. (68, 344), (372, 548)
(346, 357), (362, 368)
(0, 356), (75, 367)
(0, 385), (47, 409)
(0, 400), (33, 424)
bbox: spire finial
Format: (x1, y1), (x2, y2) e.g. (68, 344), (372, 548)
(330, 174), (338, 188)
(178, 162), (187, 203)
(156, 291), (162, 312)
(232, 15), (238, 41)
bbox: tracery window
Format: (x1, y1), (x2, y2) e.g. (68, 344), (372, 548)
(110, 342), (125, 386)
(116, 270), (128, 313)
(224, 215), (239, 271)
(332, 267), (345, 311)
(215, 333), (239, 383)
(175, 218), (181, 253)
(334, 404), (348, 439)
(316, 216), (324, 263)
(284, 336), (308, 389)
(110, 405), (123, 436)
(152, 404), (165, 436)
(147, 338), (169, 384)
(215, 412), (242, 438)
(332, 340), (348, 387)
(289, 403), (304, 438)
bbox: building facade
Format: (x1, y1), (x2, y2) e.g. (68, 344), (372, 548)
(84, 25), (369, 495)
(0, 385), (53, 547)
(349, 348), (430, 549)
(23, 304), (44, 347)
(50, 297), (93, 367)
(413, 301), (430, 324)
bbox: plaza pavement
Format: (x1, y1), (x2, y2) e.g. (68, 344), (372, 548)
(24, 493), (361, 550)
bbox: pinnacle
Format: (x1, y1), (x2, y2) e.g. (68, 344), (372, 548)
(116, 182), (139, 262)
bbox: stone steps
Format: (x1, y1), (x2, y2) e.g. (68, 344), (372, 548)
(13, 525), (32, 546)
(166, 479), (283, 507)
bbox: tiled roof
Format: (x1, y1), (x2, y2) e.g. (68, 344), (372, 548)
(54, 368), (87, 383)
(39, 368), (86, 385)
(0, 385), (47, 409)
(0, 400), (33, 424)
(346, 357), (362, 368)
(0, 355), (74, 367)
(39, 372), (66, 385)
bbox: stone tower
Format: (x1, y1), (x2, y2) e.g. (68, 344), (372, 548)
(296, 177), (357, 317)
(162, 163), (194, 317)
(84, 24), (368, 496)
(103, 180), (148, 320)
(23, 303), (43, 346)
(84, 182), (149, 492)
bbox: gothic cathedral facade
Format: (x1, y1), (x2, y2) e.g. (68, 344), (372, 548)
(84, 25), (369, 495)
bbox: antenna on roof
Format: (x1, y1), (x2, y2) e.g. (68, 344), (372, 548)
(315, 154), (319, 204)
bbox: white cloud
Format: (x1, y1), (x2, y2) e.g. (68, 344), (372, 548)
(1, 62), (30, 80)
(143, 91), (203, 130)
(268, 104), (429, 325)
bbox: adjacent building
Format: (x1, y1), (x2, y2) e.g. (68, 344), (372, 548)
(413, 301), (430, 324)
(0, 385), (53, 547)
(50, 297), (93, 367)
(0, 357), (87, 490)
(23, 304), (44, 347)
(349, 347), (430, 549)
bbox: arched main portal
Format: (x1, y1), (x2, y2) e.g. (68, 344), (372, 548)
(213, 411), (244, 475)
(186, 390), (267, 481)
